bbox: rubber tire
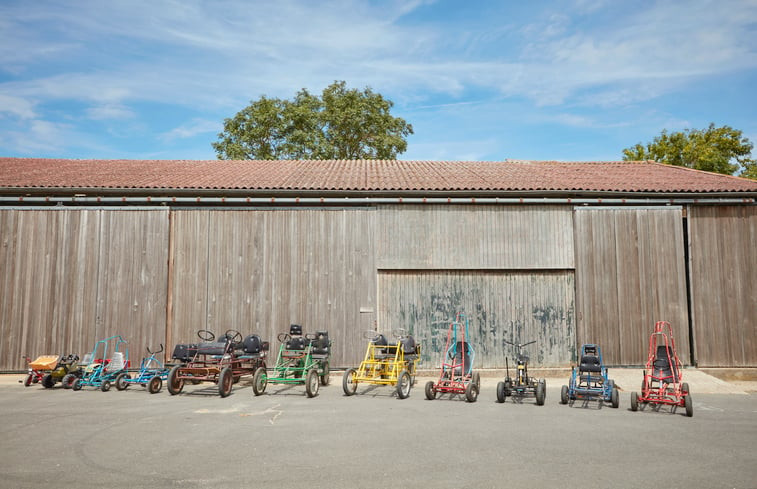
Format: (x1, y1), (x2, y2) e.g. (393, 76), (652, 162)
(147, 375), (162, 394)
(61, 373), (77, 389)
(472, 371), (481, 389)
(305, 369), (319, 398)
(631, 391), (639, 411)
(396, 370), (411, 399)
(72, 379), (82, 391)
(504, 379), (512, 396)
(167, 365), (184, 395)
(115, 372), (130, 391)
(101, 380), (111, 392)
(611, 387), (619, 408)
(465, 382), (478, 403)
(684, 393), (693, 417)
(342, 368), (357, 396)
(425, 381), (436, 400)
(252, 368), (267, 396)
(24, 374), (33, 387)
(218, 367), (233, 397)
(681, 382), (690, 395)
(560, 385), (569, 404)
(42, 374), (55, 389)
(496, 381), (506, 403)
(535, 383), (545, 406)
(320, 361), (330, 386)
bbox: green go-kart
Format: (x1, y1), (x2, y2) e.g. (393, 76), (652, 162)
(252, 325), (331, 398)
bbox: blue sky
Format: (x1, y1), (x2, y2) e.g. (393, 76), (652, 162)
(1, 0), (756, 163)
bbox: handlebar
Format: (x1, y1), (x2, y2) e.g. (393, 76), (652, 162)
(504, 339), (536, 348)
(146, 344), (164, 355)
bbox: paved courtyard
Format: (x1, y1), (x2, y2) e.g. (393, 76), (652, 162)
(1, 373), (755, 489)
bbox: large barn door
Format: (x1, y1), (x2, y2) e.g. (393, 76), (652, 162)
(377, 270), (576, 368)
(573, 207), (690, 365)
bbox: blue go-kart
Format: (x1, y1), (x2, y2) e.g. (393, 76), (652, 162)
(560, 344), (619, 408)
(73, 335), (129, 392)
(114, 344), (169, 394)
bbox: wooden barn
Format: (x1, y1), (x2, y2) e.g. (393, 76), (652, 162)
(0, 158), (755, 370)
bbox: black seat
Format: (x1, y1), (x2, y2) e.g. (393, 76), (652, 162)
(289, 324), (302, 336)
(242, 335), (263, 354)
(451, 341), (471, 376)
(579, 355), (602, 373)
(197, 341), (228, 356)
(172, 343), (198, 362)
(652, 345), (678, 382)
(311, 331), (330, 356)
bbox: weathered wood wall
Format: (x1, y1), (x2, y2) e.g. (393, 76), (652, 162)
(0, 209), (168, 370)
(378, 270), (576, 368)
(377, 205), (574, 269)
(688, 206), (757, 367)
(573, 208), (690, 365)
(169, 209), (376, 366)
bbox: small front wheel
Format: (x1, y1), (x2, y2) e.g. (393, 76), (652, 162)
(305, 369), (319, 398)
(560, 385), (569, 405)
(42, 374), (55, 389)
(147, 375), (162, 394)
(535, 383), (545, 406)
(342, 368), (358, 396)
(425, 381), (436, 400)
(167, 365), (184, 396)
(472, 371), (481, 389)
(252, 368), (267, 396)
(496, 381), (506, 403)
(319, 361), (330, 386)
(684, 394), (693, 417)
(23, 373), (33, 387)
(72, 379), (82, 391)
(465, 381), (478, 403)
(611, 387), (619, 408)
(61, 373), (77, 389)
(115, 372), (130, 391)
(396, 370), (411, 399)
(218, 367), (233, 398)
(101, 380), (111, 392)
(631, 391), (639, 411)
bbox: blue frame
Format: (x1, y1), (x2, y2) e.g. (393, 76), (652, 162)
(566, 344), (614, 402)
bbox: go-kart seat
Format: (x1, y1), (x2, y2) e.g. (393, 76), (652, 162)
(311, 331), (330, 358)
(286, 336), (306, 351)
(241, 335), (264, 357)
(652, 345), (679, 383)
(400, 336), (418, 360)
(451, 341), (471, 376)
(579, 354), (602, 383)
(106, 352), (125, 372)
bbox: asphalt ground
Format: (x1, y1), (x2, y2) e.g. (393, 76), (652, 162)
(1, 373), (756, 489)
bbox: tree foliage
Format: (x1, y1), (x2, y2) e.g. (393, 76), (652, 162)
(213, 81), (413, 160)
(622, 123), (756, 179)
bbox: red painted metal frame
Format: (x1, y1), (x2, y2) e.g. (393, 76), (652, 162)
(637, 321), (688, 407)
(431, 314), (472, 395)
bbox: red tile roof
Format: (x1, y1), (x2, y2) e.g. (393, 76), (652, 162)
(0, 158), (756, 194)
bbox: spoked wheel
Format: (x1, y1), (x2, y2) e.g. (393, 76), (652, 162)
(631, 391), (639, 411)
(115, 372), (130, 391)
(320, 361), (330, 386)
(560, 385), (569, 405)
(611, 387), (619, 408)
(218, 367), (233, 397)
(684, 394), (693, 417)
(342, 368), (358, 396)
(465, 381), (478, 403)
(496, 381), (507, 403)
(305, 369), (319, 398)
(535, 382), (546, 406)
(61, 373), (77, 389)
(101, 380), (111, 392)
(42, 374), (55, 389)
(167, 365), (184, 395)
(23, 374), (33, 387)
(252, 368), (267, 396)
(147, 375), (162, 394)
(396, 370), (411, 399)
(425, 381), (437, 400)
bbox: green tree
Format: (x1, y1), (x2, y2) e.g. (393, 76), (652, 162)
(622, 123), (756, 179)
(213, 81), (413, 160)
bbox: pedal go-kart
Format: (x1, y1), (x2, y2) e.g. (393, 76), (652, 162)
(73, 335), (130, 392)
(496, 339), (546, 405)
(343, 329), (421, 399)
(168, 329), (268, 398)
(21, 354), (81, 389)
(252, 325), (331, 398)
(631, 321), (692, 417)
(425, 313), (480, 402)
(560, 344), (619, 408)
(114, 344), (170, 394)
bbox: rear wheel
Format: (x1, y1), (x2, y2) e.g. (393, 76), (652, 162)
(101, 380), (111, 392)
(496, 381), (506, 403)
(167, 366), (184, 395)
(396, 370), (411, 399)
(72, 379), (82, 391)
(42, 374), (55, 389)
(684, 394), (693, 417)
(472, 371), (481, 389)
(23, 374), (33, 387)
(115, 372), (130, 391)
(61, 373), (77, 389)
(611, 387), (619, 408)
(560, 385), (569, 404)
(320, 361), (330, 386)
(465, 381), (478, 402)
(218, 367), (233, 397)
(425, 381), (436, 400)
(305, 369), (319, 398)
(631, 391), (639, 411)
(147, 375), (162, 394)
(342, 368), (358, 396)
(681, 382), (690, 395)
(535, 383), (545, 406)
(252, 368), (267, 396)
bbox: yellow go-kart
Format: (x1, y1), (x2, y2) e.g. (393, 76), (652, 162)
(342, 330), (421, 399)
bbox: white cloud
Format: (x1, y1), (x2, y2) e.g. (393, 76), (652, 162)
(0, 93), (36, 119)
(161, 118), (220, 141)
(86, 104), (135, 121)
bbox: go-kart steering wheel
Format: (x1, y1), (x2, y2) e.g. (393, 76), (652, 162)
(224, 329), (243, 343)
(197, 329), (215, 342)
(278, 333), (291, 343)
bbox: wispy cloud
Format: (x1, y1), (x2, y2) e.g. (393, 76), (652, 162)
(161, 118), (220, 141)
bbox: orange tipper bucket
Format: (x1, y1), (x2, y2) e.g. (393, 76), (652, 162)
(29, 355), (60, 371)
